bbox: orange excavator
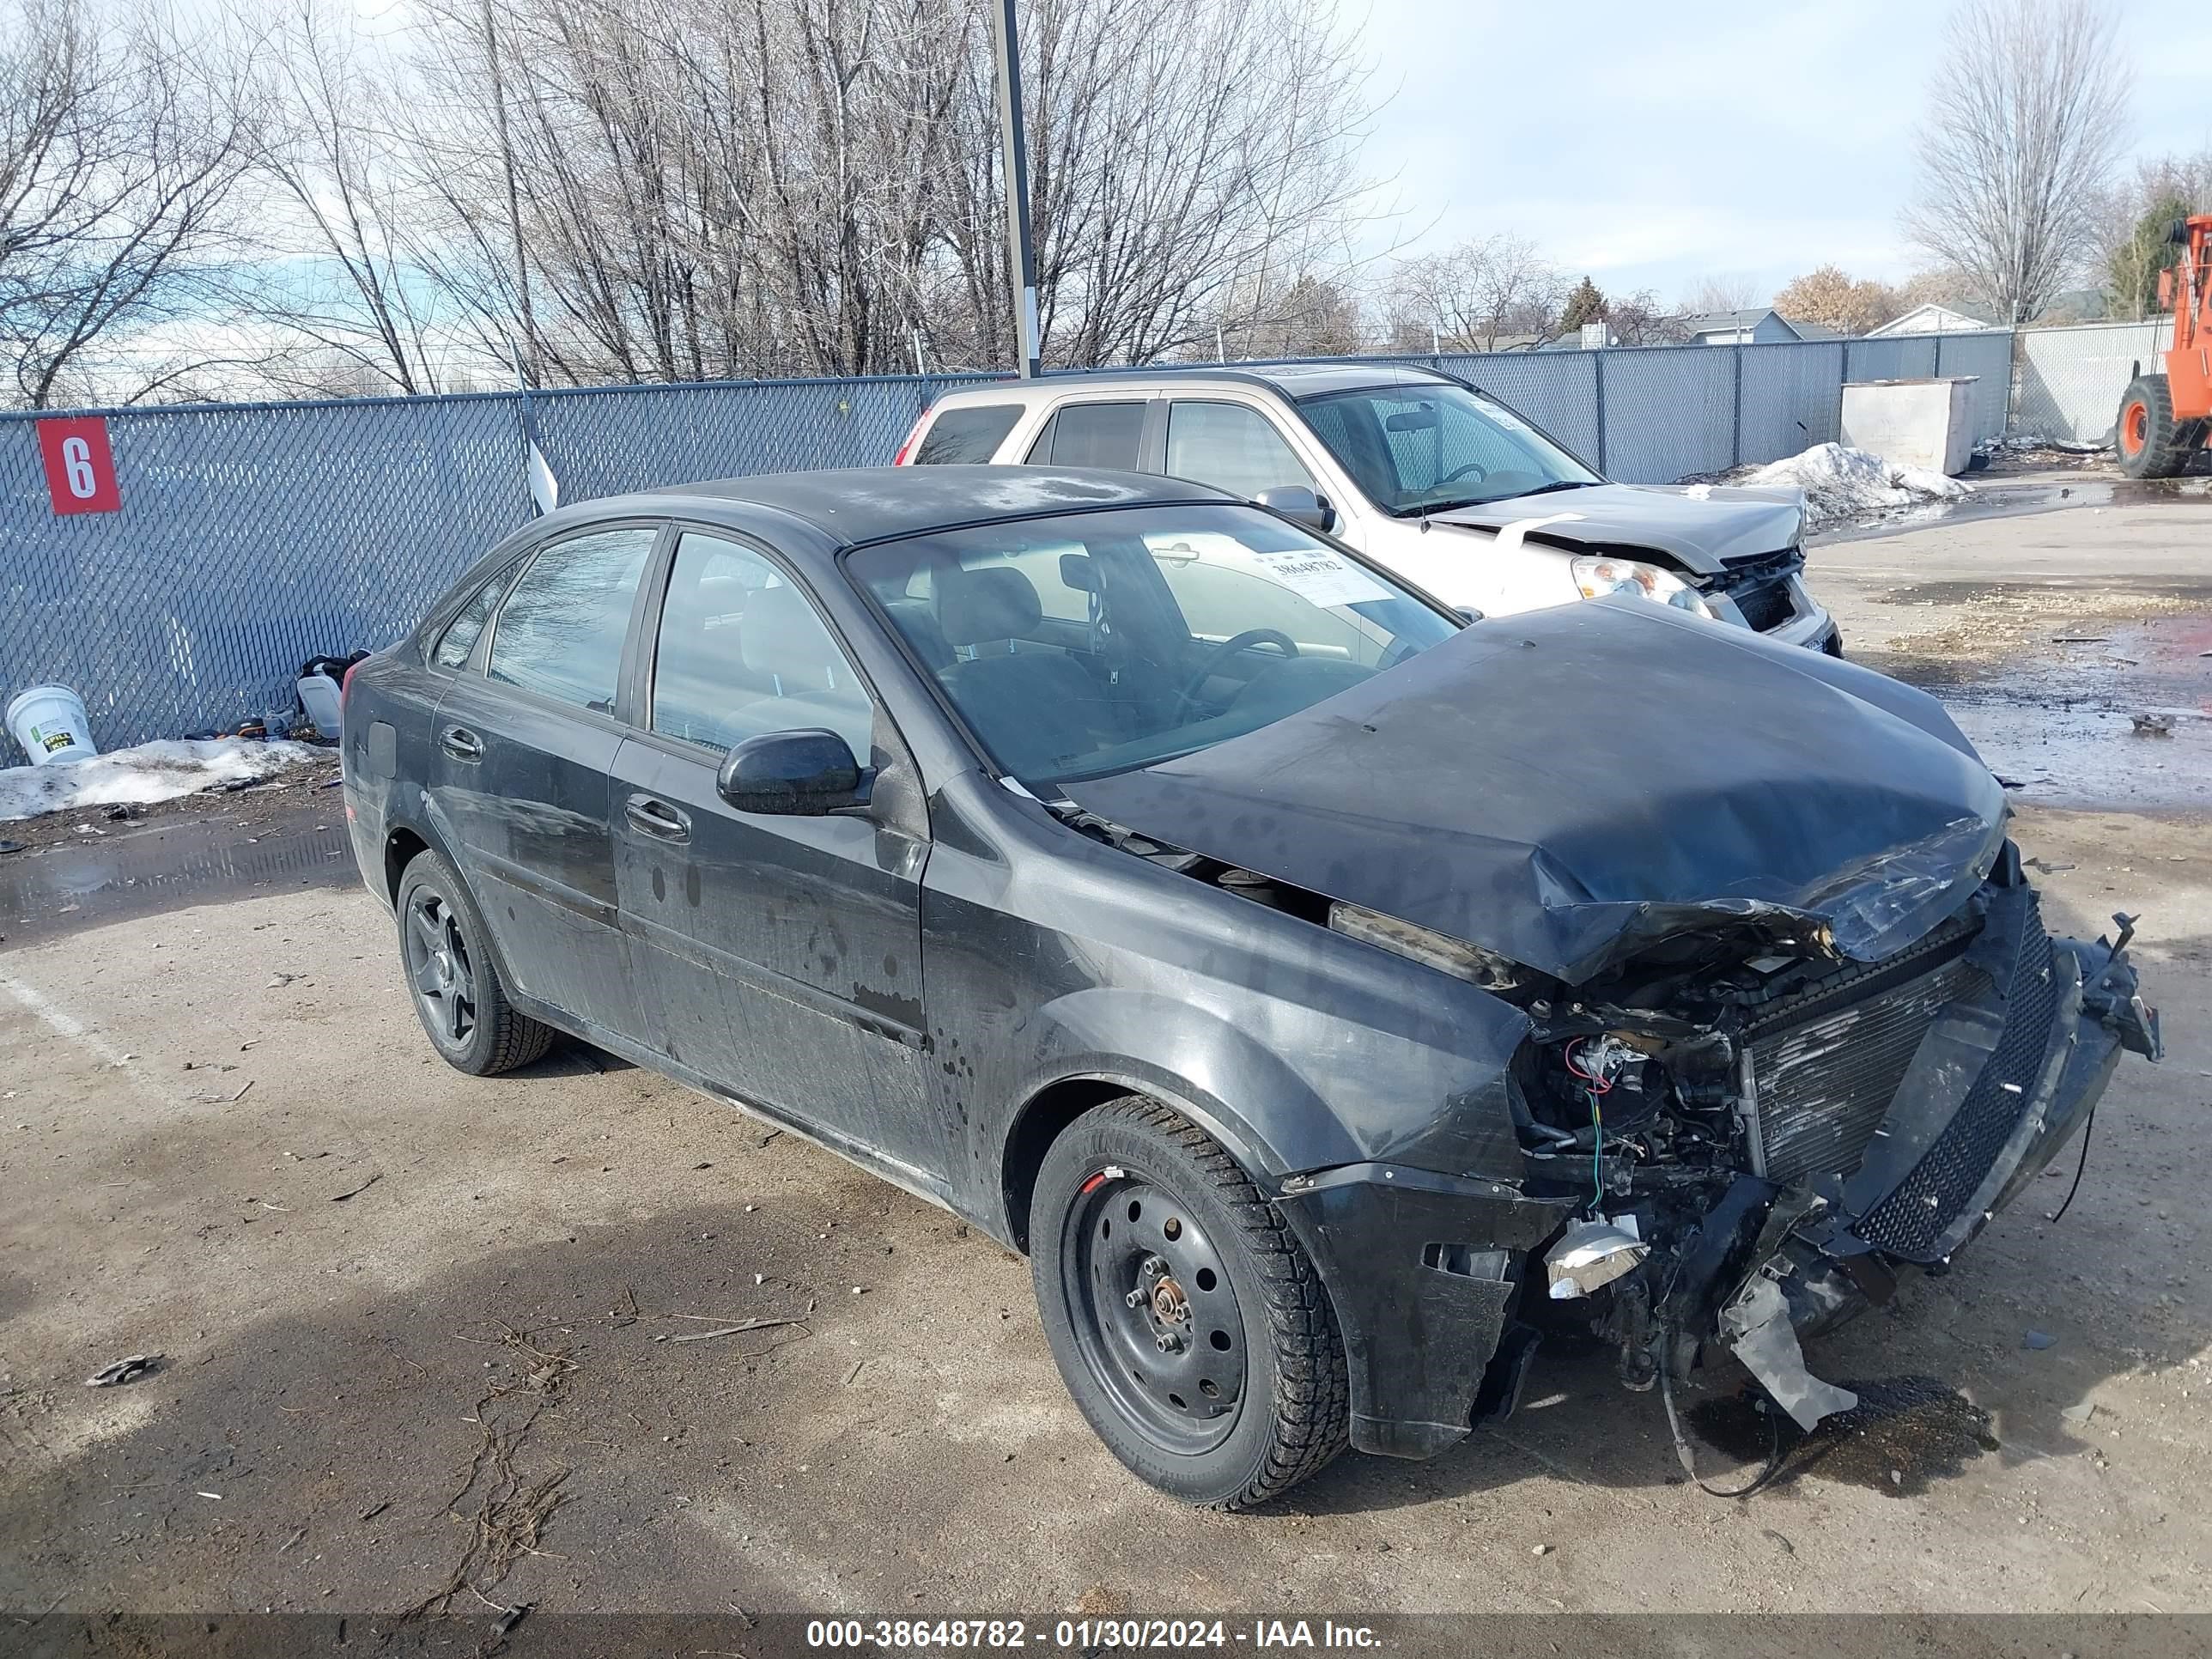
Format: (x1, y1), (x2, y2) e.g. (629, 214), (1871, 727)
(2117, 214), (2212, 478)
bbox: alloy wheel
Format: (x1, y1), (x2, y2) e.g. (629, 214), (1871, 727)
(404, 888), (478, 1048)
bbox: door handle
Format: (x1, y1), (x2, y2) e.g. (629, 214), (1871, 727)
(624, 794), (690, 843)
(439, 725), (483, 761)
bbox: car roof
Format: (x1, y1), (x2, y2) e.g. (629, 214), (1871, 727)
(934, 362), (1459, 404)
(529, 465), (1236, 559)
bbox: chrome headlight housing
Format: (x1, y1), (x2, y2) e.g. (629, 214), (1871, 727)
(1571, 555), (1715, 620)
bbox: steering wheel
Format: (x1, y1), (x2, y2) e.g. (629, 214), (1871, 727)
(1176, 629), (1299, 716)
(1441, 461), (1488, 483)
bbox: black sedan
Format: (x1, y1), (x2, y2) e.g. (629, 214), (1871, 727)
(341, 466), (2160, 1508)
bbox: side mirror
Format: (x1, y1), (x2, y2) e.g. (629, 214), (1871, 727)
(1255, 484), (1335, 533)
(716, 728), (873, 817)
(1456, 606), (1486, 626)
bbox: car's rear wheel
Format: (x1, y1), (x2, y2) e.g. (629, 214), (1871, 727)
(394, 849), (554, 1075)
(1030, 1097), (1347, 1509)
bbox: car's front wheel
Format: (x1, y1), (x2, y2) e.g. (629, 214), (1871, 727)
(1030, 1097), (1348, 1509)
(394, 849), (554, 1076)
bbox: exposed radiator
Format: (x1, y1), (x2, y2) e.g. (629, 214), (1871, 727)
(1741, 939), (1988, 1184)
(1856, 893), (2059, 1260)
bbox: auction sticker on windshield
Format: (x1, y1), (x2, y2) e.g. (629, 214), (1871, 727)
(1249, 549), (1390, 607)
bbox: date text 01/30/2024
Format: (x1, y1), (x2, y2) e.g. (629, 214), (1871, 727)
(805, 1619), (1384, 1650)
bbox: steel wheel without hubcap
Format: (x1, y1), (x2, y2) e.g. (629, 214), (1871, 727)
(404, 889), (478, 1049)
(1063, 1170), (1249, 1454)
(1031, 1097), (1348, 1509)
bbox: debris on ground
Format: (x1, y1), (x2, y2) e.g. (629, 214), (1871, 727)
(1977, 434), (2110, 465)
(2131, 712), (2176, 738)
(1740, 443), (1973, 532)
(666, 1316), (807, 1344)
(84, 1354), (161, 1387)
(2024, 1329), (2058, 1350)
(0, 738), (325, 823)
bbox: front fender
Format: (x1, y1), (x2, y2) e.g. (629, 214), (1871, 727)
(1010, 987), (1367, 1184)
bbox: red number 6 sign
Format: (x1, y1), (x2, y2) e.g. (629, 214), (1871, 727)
(36, 416), (122, 515)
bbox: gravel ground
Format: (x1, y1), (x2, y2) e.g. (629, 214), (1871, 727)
(2, 495), (2209, 1639)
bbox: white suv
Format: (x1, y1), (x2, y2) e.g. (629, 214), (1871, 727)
(895, 363), (1839, 652)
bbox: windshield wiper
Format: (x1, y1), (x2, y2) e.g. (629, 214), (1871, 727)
(1395, 478), (1598, 519)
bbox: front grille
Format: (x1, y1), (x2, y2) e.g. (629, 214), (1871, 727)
(1729, 576), (1796, 633)
(1747, 951), (1986, 1183)
(1856, 895), (2059, 1261)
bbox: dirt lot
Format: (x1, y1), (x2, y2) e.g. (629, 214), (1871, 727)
(3, 486), (2211, 1639)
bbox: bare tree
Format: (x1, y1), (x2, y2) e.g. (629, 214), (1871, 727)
(1604, 289), (1689, 347)
(1219, 272), (1364, 359)
(1905, 0), (2129, 325)
(1381, 234), (1561, 352)
(1684, 273), (1761, 314)
(224, 0), (450, 395)
(400, 0), (1304, 382)
(1, 0), (258, 406)
(9, 0), (1375, 398)
(933, 0), (1374, 368)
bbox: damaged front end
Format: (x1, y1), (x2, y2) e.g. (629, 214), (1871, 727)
(1516, 840), (2160, 1434)
(1065, 600), (2163, 1459)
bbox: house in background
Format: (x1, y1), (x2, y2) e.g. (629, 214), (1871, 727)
(1680, 307), (1811, 345)
(1868, 301), (2003, 337)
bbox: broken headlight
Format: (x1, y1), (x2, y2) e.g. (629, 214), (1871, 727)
(1571, 555), (1714, 620)
(1328, 901), (1521, 990)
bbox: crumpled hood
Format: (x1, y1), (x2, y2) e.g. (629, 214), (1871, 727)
(1434, 483), (1804, 575)
(1065, 599), (2009, 986)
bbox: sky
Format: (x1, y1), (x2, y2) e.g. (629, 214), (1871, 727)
(1350, 0), (2212, 304)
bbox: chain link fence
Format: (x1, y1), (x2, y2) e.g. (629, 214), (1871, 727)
(0, 333), (2033, 760)
(2010, 321), (2168, 445)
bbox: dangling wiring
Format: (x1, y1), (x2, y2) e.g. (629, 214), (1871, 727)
(1564, 1037), (1614, 1212)
(2045, 1107), (2098, 1224)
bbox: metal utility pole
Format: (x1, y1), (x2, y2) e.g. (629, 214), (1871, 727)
(988, 0), (1042, 379)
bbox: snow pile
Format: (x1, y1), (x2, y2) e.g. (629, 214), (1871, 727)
(1744, 443), (1972, 530)
(0, 738), (325, 823)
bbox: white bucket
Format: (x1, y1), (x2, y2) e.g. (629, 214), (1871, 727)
(6, 684), (98, 766)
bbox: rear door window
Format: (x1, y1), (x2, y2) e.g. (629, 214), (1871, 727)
(914, 404), (1023, 464)
(1025, 401), (1144, 469)
(432, 570), (509, 669)
(1165, 400), (1318, 497)
(486, 525), (657, 714)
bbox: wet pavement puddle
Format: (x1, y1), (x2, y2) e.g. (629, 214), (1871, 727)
(0, 805), (355, 945)
(1814, 473), (2212, 546)
(1688, 1376), (2001, 1497)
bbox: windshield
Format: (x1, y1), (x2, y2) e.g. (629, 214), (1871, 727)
(1297, 382), (1601, 515)
(847, 503), (1458, 787)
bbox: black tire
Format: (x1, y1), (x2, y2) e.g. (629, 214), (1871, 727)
(1030, 1097), (1348, 1509)
(393, 849), (554, 1075)
(2116, 374), (2191, 479)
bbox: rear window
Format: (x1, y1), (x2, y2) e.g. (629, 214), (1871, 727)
(914, 404), (1023, 465)
(431, 570), (507, 669)
(1024, 401), (1144, 470)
